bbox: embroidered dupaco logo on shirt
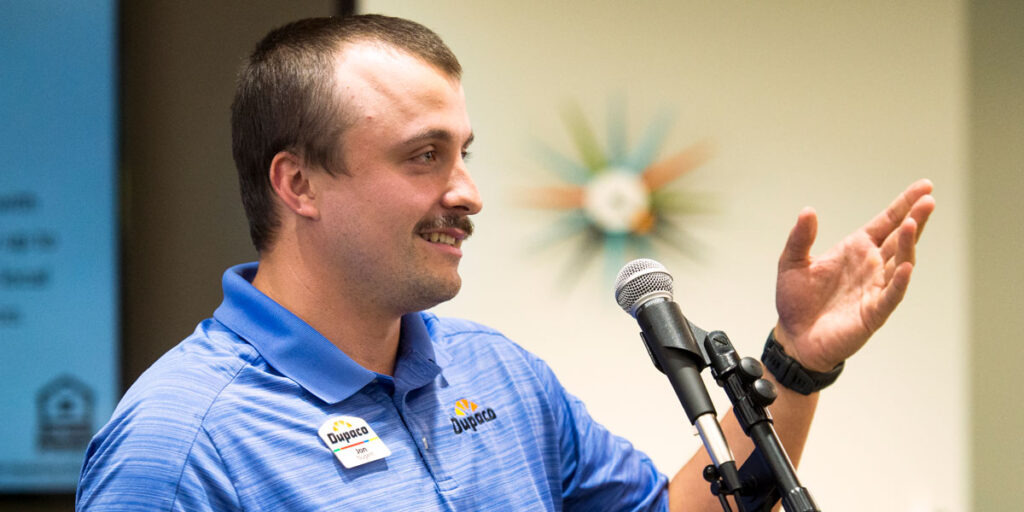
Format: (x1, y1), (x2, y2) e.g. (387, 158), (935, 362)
(317, 415), (391, 468)
(450, 398), (498, 434)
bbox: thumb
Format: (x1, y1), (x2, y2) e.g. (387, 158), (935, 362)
(780, 207), (817, 268)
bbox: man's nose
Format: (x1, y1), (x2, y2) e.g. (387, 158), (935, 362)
(442, 162), (483, 215)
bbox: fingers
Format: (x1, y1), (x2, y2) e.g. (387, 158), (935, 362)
(872, 261), (914, 331)
(884, 217), (918, 282)
(879, 192), (935, 265)
(780, 207), (818, 268)
(864, 179), (934, 245)
(910, 194), (936, 242)
(876, 214), (921, 328)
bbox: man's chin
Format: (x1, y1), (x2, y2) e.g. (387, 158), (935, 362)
(405, 276), (462, 312)
(433, 277), (462, 305)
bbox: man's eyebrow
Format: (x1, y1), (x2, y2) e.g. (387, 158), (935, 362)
(401, 129), (475, 148)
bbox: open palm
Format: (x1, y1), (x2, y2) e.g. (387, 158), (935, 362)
(773, 180), (935, 372)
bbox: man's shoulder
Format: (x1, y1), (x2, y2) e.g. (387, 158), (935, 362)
(92, 319), (262, 452)
(421, 313), (506, 340)
(420, 313), (526, 355)
(78, 318), (260, 508)
(419, 312), (551, 376)
(123, 318), (259, 409)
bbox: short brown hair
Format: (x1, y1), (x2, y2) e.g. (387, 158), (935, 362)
(231, 15), (462, 251)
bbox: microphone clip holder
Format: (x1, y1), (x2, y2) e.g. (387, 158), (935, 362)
(697, 329), (821, 512)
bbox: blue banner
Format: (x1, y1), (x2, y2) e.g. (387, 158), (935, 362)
(0, 0), (118, 492)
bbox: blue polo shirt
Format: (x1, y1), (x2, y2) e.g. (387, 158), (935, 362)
(77, 263), (668, 511)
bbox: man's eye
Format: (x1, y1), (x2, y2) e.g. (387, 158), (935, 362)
(415, 151), (437, 163)
(461, 150), (472, 162)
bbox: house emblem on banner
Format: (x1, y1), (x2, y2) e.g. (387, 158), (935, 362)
(36, 374), (94, 451)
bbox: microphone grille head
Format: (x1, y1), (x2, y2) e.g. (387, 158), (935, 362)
(614, 258), (674, 316)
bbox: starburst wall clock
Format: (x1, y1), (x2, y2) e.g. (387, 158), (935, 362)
(519, 101), (714, 286)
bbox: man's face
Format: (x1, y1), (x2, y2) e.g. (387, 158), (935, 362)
(305, 43), (481, 315)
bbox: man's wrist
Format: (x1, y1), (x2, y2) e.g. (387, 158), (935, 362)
(761, 330), (844, 395)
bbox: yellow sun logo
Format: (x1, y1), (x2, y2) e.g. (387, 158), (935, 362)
(454, 399), (478, 416)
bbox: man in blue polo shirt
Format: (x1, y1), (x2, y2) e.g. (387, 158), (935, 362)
(77, 15), (935, 511)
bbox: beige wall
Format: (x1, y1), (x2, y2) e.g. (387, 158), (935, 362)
(367, 1), (967, 509)
(969, 1), (1024, 511)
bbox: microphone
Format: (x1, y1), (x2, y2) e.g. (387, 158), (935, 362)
(614, 258), (741, 492)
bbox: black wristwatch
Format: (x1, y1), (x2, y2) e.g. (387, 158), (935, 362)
(761, 330), (844, 395)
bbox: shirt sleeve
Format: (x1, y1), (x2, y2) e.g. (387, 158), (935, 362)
(559, 392), (669, 511)
(76, 419), (241, 511)
(170, 427), (242, 511)
(526, 354), (670, 511)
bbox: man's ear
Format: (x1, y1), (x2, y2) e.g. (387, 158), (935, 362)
(268, 151), (319, 220)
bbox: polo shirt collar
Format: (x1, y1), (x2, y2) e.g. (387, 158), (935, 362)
(212, 262), (441, 404)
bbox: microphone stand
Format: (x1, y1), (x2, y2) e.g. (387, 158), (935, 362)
(697, 329), (820, 512)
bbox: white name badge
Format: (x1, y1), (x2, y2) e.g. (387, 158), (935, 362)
(318, 415), (391, 468)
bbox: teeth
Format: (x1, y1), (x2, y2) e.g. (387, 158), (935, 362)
(421, 233), (458, 246)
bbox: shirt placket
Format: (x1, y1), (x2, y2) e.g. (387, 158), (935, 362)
(392, 382), (461, 509)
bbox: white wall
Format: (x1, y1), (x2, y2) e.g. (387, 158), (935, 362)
(365, 1), (967, 510)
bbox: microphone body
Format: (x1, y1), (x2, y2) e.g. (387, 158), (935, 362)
(615, 259), (740, 492)
(634, 297), (739, 490)
(634, 298), (713, 422)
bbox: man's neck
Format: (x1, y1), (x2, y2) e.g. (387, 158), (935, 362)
(251, 251), (403, 376)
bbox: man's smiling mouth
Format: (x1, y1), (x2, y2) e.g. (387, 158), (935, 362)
(416, 215), (473, 249)
(420, 232), (460, 247)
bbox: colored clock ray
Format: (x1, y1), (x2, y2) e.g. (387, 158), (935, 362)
(520, 101), (714, 286)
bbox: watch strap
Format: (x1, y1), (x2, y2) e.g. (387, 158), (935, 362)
(761, 331), (844, 395)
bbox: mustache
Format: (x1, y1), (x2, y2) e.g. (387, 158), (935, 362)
(416, 215), (474, 238)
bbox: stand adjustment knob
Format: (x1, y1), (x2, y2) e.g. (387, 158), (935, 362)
(703, 464), (719, 483)
(751, 378), (778, 407)
(738, 357), (764, 383)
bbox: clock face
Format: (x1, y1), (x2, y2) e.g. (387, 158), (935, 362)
(519, 101), (712, 282)
(583, 169), (651, 234)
